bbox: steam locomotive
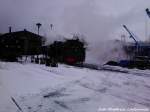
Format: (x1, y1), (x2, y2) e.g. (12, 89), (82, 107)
(44, 38), (86, 65)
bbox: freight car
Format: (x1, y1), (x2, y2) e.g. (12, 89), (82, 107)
(44, 38), (86, 65)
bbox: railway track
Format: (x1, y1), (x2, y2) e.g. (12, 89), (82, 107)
(73, 63), (150, 77)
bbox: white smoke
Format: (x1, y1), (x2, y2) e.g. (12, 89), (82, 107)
(58, 0), (128, 64)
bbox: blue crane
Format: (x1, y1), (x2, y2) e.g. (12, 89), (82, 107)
(123, 25), (140, 56)
(123, 25), (139, 46)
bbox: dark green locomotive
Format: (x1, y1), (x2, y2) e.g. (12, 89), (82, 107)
(46, 38), (86, 64)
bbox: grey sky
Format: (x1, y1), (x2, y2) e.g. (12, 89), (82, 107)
(0, 0), (150, 42)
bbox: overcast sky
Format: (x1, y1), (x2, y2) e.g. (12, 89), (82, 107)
(1, 0), (150, 42)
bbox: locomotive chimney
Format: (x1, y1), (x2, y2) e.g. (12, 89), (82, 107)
(9, 26), (12, 33)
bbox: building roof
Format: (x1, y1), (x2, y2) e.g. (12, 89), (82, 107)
(0, 30), (44, 40)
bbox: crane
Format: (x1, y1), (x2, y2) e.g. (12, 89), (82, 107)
(123, 25), (139, 55)
(123, 25), (139, 45)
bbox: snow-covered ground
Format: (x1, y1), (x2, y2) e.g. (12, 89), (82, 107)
(0, 62), (150, 112)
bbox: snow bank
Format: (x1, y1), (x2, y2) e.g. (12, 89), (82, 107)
(0, 62), (150, 112)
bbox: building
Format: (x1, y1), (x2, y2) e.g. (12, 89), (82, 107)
(0, 29), (44, 61)
(124, 42), (150, 59)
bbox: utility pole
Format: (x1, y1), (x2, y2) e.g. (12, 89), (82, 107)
(36, 23), (42, 61)
(146, 8), (150, 42)
(50, 24), (53, 30)
(36, 23), (42, 35)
